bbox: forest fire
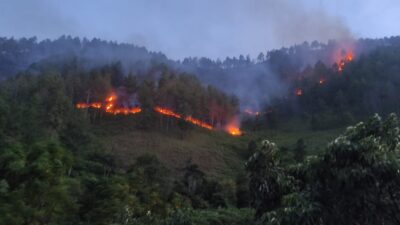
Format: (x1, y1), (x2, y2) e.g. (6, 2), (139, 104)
(319, 78), (326, 85)
(154, 106), (213, 130)
(295, 88), (303, 96)
(154, 107), (182, 119)
(76, 102), (102, 109)
(108, 107), (142, 115)
(224, 117), (242, 136)
(336, 51), (354, 72)
(76, 95), (242, 135)
(226, 126), (242, 136)
(185, 116), (213, 130)
(75, 94), (141, 115)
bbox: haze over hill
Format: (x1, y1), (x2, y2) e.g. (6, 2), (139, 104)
(1, 35), (399, 112)
(1, 0), (400, 59)
(2, 0), (399, 111)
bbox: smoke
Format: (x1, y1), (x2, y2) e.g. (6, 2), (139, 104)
(0, 1), (78, 40)
(0, 0), (354, 59)
(250, 0), (352, 47)
(0, 0), (357, 111)
(122, 0), (354, 59)
(230, 65), (286, 110)
(182, 62), (286, 111)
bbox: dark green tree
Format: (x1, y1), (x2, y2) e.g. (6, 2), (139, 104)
(254, 114), (400, 225)
(293, 138), (306, 162)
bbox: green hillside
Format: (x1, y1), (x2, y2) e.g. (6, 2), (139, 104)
(93, 116), (248, 178)
(91, 116), (344, 177)
(1, 36), (400, 224)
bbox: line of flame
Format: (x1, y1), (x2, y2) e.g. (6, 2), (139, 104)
(154, 107), (213, 130)
(76, 95), (241, 135)
(75, 102), (141, 115)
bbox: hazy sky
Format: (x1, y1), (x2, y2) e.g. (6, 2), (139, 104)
(0, 0), (399, 59)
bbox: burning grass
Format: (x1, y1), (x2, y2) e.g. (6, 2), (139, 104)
(224, 117), (242, 136)
(77, 94), (240, 135)
(154, 107), (213, 130)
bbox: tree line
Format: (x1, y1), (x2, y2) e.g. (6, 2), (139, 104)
(243, 40), (400, 131)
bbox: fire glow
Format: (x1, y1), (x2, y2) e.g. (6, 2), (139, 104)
(224, 117), (242, 136)
(336, 52), (354, 72)
(76, 102), (102, 109)
(76, 94), (141, 115)
(76, 94), (241, 135)
(295, 88), (303, 96)
(154, 106), (213, 130)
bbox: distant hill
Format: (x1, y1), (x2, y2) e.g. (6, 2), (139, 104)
(0, 36), (173, 78)
(3, 35), (400, 110)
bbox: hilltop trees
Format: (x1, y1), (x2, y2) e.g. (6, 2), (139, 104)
(5, 36), (400, 132)
(0, 36), (171, 79)
(154, 73), (238, 127)
(17, 57), (240, 130)
(88, 65), (239, 129)
(266, 39), (400, 130)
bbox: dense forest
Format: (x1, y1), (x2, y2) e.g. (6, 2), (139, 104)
(0, 63), (245, 224)
(2, 35), (400, 113)
(273, 44), (400, 128)
(1, 36), (400, 224)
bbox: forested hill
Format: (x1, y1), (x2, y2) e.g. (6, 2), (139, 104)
(1, 35), (400, 224)
(256, 36), (400, 131)
(2, 36), (400, 76)
(2, 35), (400, 110)
(0, 36), (400, 110)
(0, 36), (172, 78)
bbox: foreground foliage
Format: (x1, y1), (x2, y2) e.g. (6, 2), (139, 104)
(247, 114), (400, 225)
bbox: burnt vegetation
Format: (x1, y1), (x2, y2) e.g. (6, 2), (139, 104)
(0, 36), (400, 224)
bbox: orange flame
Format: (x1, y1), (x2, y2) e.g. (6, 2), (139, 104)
(76, 102), (102, 109)
(76, 94), (241, 135)
(75, 94), (141, 115)
(185, 116), (213, 130)
(336, 51), (354, 72)
(107, 95), (116, 102)
(154, 106), (182, 119)
(346, 53), (353, 61)
(154, 106), (212, 130)
(224, 117), (242, 136)
(227, 126), (242, 136)
(107, 107), (142, 115)
(295, 89), (303, 96)
(319, 78), (325, 85)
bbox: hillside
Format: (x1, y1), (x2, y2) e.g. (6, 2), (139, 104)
(1, 35), (400, 225)
(92, 117), (247, 178)
(89, 115), (344, 178)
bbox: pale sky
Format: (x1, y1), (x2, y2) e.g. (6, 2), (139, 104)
(0, 0), (399, 59)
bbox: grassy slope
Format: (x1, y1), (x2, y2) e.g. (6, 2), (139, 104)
(92, 116), (248, 178)
(92, 116), (344, 178)
(246, 128), (343, 163)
